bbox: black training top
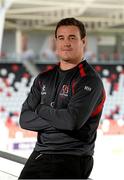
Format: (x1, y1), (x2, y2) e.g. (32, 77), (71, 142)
(19, 60), (106, 156)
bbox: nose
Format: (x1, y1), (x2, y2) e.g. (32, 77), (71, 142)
(64, 39), (71, 47)
(64, 38), (71, 47)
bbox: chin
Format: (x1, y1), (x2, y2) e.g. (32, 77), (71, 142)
(62, 55), (71, 60)
(62, 58), (72, 62)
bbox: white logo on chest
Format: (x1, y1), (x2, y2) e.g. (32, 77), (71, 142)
(60, 85), (69, 97)
(84, 86), (92, 91)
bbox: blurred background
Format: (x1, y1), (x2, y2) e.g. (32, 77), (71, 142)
(0, 0), (124, 179)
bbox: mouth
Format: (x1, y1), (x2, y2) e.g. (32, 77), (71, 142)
(62, 49), (72, 51)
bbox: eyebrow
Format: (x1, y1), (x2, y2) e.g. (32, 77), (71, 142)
(57, 34), (76, 38)
(69, 35), (76, 38)
(57, 35), (64, 38)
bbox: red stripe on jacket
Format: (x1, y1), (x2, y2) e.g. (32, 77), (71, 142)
(91, 90), (106, 117)
(79, 64), (86, 77)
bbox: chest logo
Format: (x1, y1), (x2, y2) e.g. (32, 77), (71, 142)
(84, 85), (92, 91)
(60, 85), (69, 97)
(41, 84), (46, 95)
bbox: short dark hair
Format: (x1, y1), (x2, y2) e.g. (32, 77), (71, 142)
(55, 17), (86, 39)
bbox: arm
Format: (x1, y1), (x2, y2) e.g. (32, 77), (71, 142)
(37, 77), (105, 131)
(19, 75), (51, 131)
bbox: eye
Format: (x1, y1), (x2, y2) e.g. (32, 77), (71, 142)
(70, 36), (76, 40)
(58, 36), (64, 40)
(60, 37), (64, 40)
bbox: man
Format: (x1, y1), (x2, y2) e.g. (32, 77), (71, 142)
(18, 17), (106, 179)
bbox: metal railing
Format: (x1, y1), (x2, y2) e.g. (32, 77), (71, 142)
(0, 150), (27, 165)
(0, 150), (27, 179)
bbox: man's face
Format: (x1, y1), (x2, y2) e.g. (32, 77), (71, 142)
(55, 25), (86, 63)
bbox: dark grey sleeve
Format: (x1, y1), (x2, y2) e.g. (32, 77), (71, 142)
(37, 77), (105, 131)
(19, 76), (51, 131)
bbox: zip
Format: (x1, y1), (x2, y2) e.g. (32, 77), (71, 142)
(35, 153), (43, 160)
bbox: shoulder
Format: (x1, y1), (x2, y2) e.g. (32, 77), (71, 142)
(78, 60), (103, 88)
(36, 64), (58, 80)
(31, 65), (57, 87)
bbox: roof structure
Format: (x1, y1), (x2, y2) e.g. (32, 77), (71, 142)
(1, 0), (124, 32)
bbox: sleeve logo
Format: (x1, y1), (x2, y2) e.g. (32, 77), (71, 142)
(41, 84), (47, 95)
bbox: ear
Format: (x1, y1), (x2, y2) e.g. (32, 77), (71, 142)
(82, 37), (87, 45)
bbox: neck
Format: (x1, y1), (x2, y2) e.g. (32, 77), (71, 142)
(60, 59), (83, 71)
